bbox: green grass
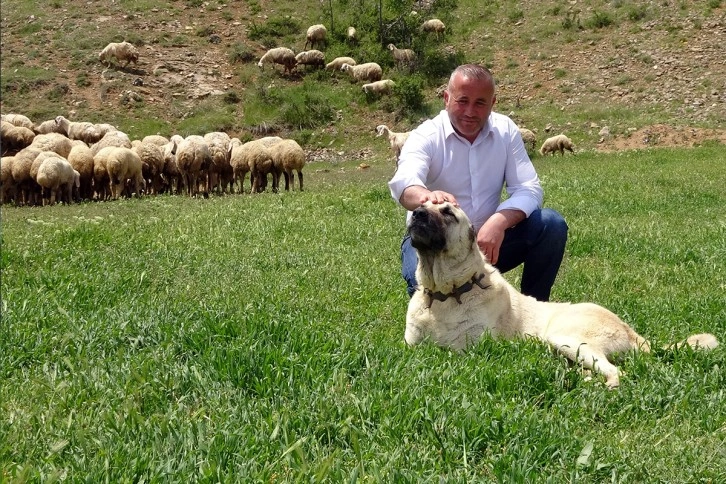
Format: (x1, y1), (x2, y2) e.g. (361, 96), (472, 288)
(1, 146), (725, 481)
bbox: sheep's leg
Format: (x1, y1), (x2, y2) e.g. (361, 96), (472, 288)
(297, 170), (304, 191)
(283, 171), (291, 191)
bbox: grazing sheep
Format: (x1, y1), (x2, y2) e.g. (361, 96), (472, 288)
(421, 18), (446, 38)
(54, 115), (104, 145)
(90, 130), (131, 156)
(518, 128), (536, 151)
(387, 44), (416, 68)
(376, 124), (410, 160)
(132, 140), (165, 195)
(93, 146), (117, 200)
(35, 155), (79, 205)
(363, 79), (395, 96)
(10, 147), (42, 205)
(1, 114), (34, 130)
(230, 137), (283, 194)
(257, 47), (297, 75)
(325, 56), (356, 71)
(269, 139), (306, 191)
(340, 62), (382, 82)
(295, 50), (326, 70)
(175, 135), (211, 197)
(67, 142), (95, 200)
(98, 41), (139, 68)
(203, 131), (233, 194)
(1, 125), (35, 153)
(33, 119), (65, 135)
(1, 156), (16, 203)
(539, 134), (575, 156)
(30, 133), (72, 158)
(161, 136), (183, 195)
(105, 147), (145, 199)
(304, 24), (327, 50)
(142, 134), (169, 146)
(347, 26), (357, 43)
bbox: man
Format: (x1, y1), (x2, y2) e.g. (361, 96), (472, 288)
(388, 64), (568, 301)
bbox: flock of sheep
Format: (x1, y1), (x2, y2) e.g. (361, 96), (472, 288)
(257, 19), (446, 96)
(0, 113), (306, 206)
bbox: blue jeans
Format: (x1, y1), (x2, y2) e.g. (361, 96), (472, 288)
(401, 208), (568, 301)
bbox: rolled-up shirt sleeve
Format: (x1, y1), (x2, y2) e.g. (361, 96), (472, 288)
(388, 123), (436, 204)
(496, 120), (543, 216)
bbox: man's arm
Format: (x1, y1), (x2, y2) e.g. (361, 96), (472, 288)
(399, 185), (458, 211)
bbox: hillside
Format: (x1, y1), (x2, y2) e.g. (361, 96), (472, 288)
(1, 0), (724, 157)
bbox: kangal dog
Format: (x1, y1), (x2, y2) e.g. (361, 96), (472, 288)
(404, 201), (718, 388)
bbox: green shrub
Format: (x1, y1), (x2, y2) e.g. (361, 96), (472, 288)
(247, 16), (300, 41)
(393, 75), (426, 116)
(228, 43), (256, 64)
(586, 10), (615, 29)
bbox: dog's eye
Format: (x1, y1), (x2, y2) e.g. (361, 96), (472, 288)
(440, 206), (457, 219)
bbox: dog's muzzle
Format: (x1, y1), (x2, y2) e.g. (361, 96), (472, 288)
(408, 206), (447, 252)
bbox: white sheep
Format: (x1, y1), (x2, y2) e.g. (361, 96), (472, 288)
(230, 137), (280, 194)
(105, 147), (145, 199)
(93, 146), (116, 200)
(33, 118), (64, 135)
(203, 131), (233, 194)
(10, 147), (42, 205)
(421, 18), (446, 38)
(1, 156), (16, 203)
(304, 24), (327, 50)
(269, 139), (306, 191)
(347, 26), (357, 43)
(142, 134), (169, 146)
(363, 79), (395, 96)
(90, 130), (131, 156)
(35, 155), (79, 205)
(340, 62), (383, 82)
(295, 50), (326, 70)
(376, 124), (410, 160)
(1, 114), (34, 130)
(67, 142), (95, 200)
(175, 135), (211, 197)
(161, 136), (183, 195)
(539, 134), (575, 156)
(99, 41), (139, 68)
(55, 115), (104, 145)
(30, 132), (72, 158)
(257, 47), (297, 75)
(132, 140), (165, 195)
(387, 44), (416, 68)
(518, 128), (536, 152)
(1, 125), (35, 153)
(325, 56), (356, 71)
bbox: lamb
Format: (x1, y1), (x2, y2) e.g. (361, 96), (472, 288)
(539, 134), (575, 156)
(363, 79), (395, 96)
(257, 47), (297, 75)
(1, 114), (34, 130)
(325, 57), (356, 71)
(35, 155), (79, 205)
(105, 147), (145, 199)
(175, 135), (211, 197)
(295, 50), (325, 70)
(203, 131), (233, 194)
(67, 142), (95, 200)
(347, 26), (357, 43)
(421, 18), (446, 38)
(304, 24), (327, 50)
(132, 140), (165, 195)
(376, 124), (410, 160)
(340, 62), (383, 82)
(269, 139), (306, 191)
(518, 127), (536, 151)
(387, 44), (416, 68)
(98, 41), (139, 68)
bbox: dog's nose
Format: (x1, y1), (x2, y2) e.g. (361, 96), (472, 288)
(412, 206), (428, 220)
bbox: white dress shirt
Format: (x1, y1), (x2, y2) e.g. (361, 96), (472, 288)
(388, 110), (543, 232)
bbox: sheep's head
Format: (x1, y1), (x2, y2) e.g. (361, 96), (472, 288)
(340, 63), (352, 72)
(387, 44), (395, 51)
(375, 125), (388, 137)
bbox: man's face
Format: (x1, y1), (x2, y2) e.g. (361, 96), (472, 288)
(443, 73), (496, 143)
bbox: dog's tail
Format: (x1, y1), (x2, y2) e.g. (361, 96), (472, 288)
(663, 333), (719, 351)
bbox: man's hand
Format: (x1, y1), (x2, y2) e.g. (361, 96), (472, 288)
(477, 210), (525, 264)
(400, 186), (458, 211)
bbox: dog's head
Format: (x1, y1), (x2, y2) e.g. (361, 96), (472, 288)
(407, 201), (476, 253)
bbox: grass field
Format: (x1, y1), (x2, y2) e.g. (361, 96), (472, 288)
(1, 145), (725, 481)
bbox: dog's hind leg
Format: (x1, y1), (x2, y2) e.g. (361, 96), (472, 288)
(548, 337), (621, 389)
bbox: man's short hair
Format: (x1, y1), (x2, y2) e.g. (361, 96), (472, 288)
(448, 64), (495, 91)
